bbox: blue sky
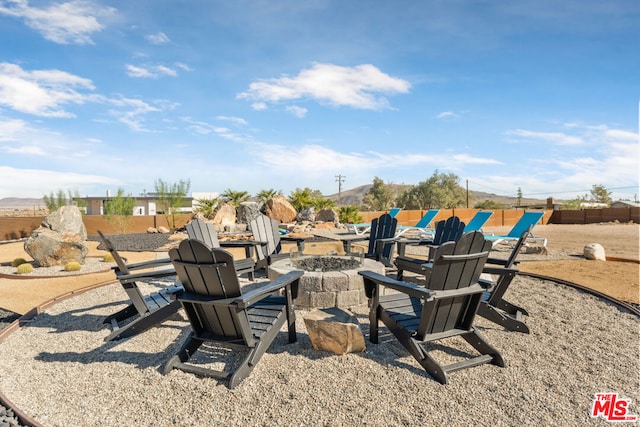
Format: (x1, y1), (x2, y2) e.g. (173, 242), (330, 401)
(0, 0), (638, 202)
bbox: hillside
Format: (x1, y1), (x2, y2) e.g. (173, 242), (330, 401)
(0, 197), (45, 209)
(326, 184), (549, 208)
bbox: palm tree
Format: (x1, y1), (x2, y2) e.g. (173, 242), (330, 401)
(256, 189), (281, 205)
(221, 189), (250, 208)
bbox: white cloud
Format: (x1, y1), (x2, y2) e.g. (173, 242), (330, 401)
(125, 64), (180, 78)
(0, 166), (120, 198)
(436, 111), (459, 119)
(505, 129), (583, 145)
(238, 63), (410, 112)
(250, 143), (502, 175)
(286, 105), (307, 118)
(0, 62), (95, 117)
(0, 0), (115, 44)
(216, 116), (248, 126)
(145, 32), (170, 45)
(106, 96), (166, 132)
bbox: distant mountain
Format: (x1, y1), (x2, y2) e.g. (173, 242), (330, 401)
(0, 197), (45, 209)
(326, 185), (550, 208)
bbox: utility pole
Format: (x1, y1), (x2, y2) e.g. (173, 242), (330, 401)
(335, 174), (346, 205)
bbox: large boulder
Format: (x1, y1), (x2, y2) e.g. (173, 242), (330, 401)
(303, 307), (365, 355)
(264, 195), (297, 223)
(296, 207), (315, 222)
(584, 243), (606, 261)
(24, 205), (88, 267)
(316, 207), (339, 223)
(212, 203), (236, 226)
(237, 202), (261, 225)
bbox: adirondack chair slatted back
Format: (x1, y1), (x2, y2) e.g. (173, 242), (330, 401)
(186, 218), (220, 248)
(97, 230), (148, 314)
(249, 215), (281, 263)
(367, 213), (398, 260)
(169, 240), (251, 343)
(431, 216), (466, 246)
(418, 231), (491, 337)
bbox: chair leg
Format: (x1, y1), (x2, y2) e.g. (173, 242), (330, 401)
(163, 332), (204, 374)
(103, 303), (137, 325)
(460, 329), (506, 368)
(477, 302), (530, 334)
(104, 301), (182, 341)
(495, 298), (529, 317)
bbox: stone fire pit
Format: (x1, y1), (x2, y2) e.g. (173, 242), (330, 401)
(268, 255), (385, 309)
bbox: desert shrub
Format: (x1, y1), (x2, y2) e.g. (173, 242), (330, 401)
(64, 261), (82, 272)
(103, 253), (115, 263)
(16, 263), (34, 274)
(11, 258), (28, 267)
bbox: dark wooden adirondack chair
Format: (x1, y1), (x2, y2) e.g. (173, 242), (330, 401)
(164, 239), (303, 388)
(359, 231), (505, 384)
(186, 218), (256, 280)
(98, 231), (182, 341)
(477, 227), (531, 333)
(248, 214), (286, 270)
(394, 216), (466, 280)
(343, 213), (398, 267)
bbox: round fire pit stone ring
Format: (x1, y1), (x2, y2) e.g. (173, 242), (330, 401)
(268, 255), (386, 309)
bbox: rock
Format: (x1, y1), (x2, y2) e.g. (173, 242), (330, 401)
(264, 195), (297, 223)
(24, 205), (88, 267)
(147, 227), (158, 233)
(303, 307), (366, 355)
(316, 208), (339, 223)
(237, 202), (261, 224)
(297, 208), (315, 222)
(157, 226), (170, 234)
(213, 203), (236, 225)
(584, 243), (606, 261)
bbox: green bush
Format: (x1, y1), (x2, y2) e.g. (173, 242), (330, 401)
(16, 263), (34, 274)
(11, 258), (28, 267)
(103, 253), (115, 263)
(64, 261), (82, 272)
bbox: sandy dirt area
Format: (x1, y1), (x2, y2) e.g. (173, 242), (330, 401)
(0, 223), (638, 314)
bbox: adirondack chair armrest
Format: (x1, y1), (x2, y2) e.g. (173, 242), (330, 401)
(120, 257), (173, 271)
(116, 269), (177, 284)
(175, 291), (237, 306)
(431, 283), (486, 300)
(482, 266), (519, 276)
(358, 270), (433, 300)
(236, 271), (304, 308)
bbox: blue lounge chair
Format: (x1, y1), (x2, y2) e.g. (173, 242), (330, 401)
(484, 211), (546, 247)
(395, 209), (440, 237)
(463, 210), (494, 232)
(351, 207), (401, 235)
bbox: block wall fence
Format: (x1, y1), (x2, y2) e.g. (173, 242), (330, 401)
(0, 207), (638, 242)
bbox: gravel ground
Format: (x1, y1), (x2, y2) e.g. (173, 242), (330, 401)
(0, 276), (637, 426)
(0, 231), (638, 426)
(89, 233), (171, 252)
(0, 308), (22, 426)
